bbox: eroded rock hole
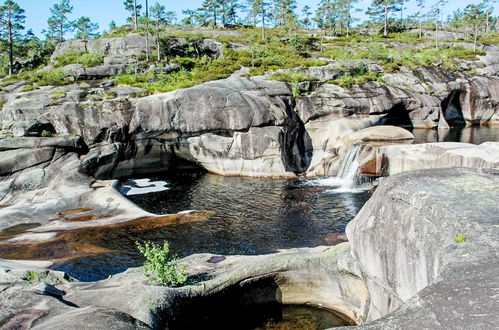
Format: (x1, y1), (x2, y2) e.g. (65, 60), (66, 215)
(442, 90), (466, 127)
(162, 276), (353, 330)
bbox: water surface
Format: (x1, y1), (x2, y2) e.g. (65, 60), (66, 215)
(55, 172), (371, 281)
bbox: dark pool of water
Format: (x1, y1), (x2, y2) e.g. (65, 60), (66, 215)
(253, 305), (350, 330)
(412, 126), (499, 144)
(169, 303), (349, 330)
(55, 172), (371, 281)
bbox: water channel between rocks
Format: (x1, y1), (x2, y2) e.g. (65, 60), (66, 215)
(28, 126), (499, 282)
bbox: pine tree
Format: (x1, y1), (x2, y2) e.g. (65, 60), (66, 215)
(463, 3), (486, 52)
(366, 0), (402, 37)
(430, 0), (448, 49)
(109, 20), (117, 31)
(150, 1), (167, 61)
(123, 0), (142, 31)
(198, 0), (220, 27)
(273, 0), (297, 27)
(74, 16), (99, 41)
(0, 0), (25, 75)
(301, 5), (312, 29)
(416, 0), (425, 38)
(341, 0), (360, 37)
(47, 0), (73, 43)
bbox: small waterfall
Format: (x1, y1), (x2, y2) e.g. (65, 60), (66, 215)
(337, 145), (363, 190)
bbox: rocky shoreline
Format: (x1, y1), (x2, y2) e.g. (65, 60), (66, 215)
(1, 167), (497, 329)
(0, 35), (498, 329)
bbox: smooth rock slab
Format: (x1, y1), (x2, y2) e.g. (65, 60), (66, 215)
(345, 167), (499, 327)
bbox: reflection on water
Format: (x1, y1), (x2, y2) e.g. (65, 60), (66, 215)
(412, 126), (499, 144)
(55, 172), (371, 281)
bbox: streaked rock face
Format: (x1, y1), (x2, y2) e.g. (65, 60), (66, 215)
(1, 63), (497, 178)
(358, 142), (499, 177)
(346, 167), (499, 327)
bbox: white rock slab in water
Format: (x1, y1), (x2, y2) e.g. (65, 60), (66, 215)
(121, 179), (169, 196)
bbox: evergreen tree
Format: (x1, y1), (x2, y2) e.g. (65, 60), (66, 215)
(109, 20), (117, 30)
(416, 0), (425, 38)
(0, 0), (25, 75)
(198, 0), (220, 27)
(74, 16), (99, 41)
(47, 0), (73, 43)
(123, 0), (142, 31)
(301, 5), (312, 29)
(430, 0), (448, 49)
(463, 3), (486, 52)
(273, 0), (297, 27)
(227, 0), (242, 25)
(246, 0), (260, 27)
(165, 11), (177, 25)
(342, 0), (360, 37)
(366, 0), (402, 37)
(150, 1), (167, 61)
(257, 0), (272, 39)
(182, 9), (197, 26)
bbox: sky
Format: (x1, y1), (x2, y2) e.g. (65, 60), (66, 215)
(15, 0), (499, 39)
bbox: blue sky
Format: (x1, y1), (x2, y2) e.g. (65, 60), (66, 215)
(15, 0), (498, 38)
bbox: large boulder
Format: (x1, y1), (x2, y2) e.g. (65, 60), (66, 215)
(345, 167), (499, 327)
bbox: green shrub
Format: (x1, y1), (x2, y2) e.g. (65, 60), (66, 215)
(455, 233), (467, 243)
(41, 130), (53, 137)
(54, 50), (104, 68)
(26, 270), (41, 281)
(50, 91), (66, 99)
(101, 90), (117, 100)
(30, 68), (73, 86)
(329, 71), (383, 88)
(20, 85), (36, 92)
(269, 71), (317, 84)
(136, 240), (187, 286)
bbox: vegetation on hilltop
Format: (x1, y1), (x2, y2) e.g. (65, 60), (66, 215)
(0, 0), (497, 92)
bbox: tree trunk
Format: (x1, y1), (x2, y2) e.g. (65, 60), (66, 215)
(485, 11), (489, 33)
(261, 5), (265, 40)
(473, 25), (478, 53)
(384, 0), (388, 37)
(145, 0), (149, 62)
(157, 32), (161, 62)
(419, 12), (423, 38)
(133, 0), (138, 31)
(435, 21), (438, 50)
(8, 19), (13, 75)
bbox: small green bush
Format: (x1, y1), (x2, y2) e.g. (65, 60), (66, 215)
(26, 270), (41, 281)
(41, 130), (53, 137)
(20, 85), (36, 92)
(136, 240), (187, 286)
(455, 233), (467, 243)
(30, 68), (73, 86)
(54, 50), (104, 68)
(269, 71), (317, 84)
(50, 91), (66, 99)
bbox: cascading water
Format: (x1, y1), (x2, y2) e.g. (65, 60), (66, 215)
(309, 144), (372, 193)
(336, 145), (362, 190)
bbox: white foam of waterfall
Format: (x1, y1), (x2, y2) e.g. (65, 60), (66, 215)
(307, 145), (371, 193)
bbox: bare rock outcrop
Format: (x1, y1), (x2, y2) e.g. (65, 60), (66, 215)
(358, 141), (499, 177)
